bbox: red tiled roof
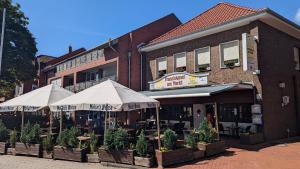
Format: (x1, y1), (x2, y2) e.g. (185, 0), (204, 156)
(46, 48), (86, 66)
(150, 2), (263, 45)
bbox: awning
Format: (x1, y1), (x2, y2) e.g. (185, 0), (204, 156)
(140, 83), (253, 99)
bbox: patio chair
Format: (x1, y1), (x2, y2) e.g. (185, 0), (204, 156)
(240, 125), (252, 134)
(218, 123), (230, 135)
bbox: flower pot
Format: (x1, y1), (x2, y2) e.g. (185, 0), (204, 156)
(87, 153), (99, 163)
(15, 142), (41, 157)
(134, 156), (154, 167)
(0, 142), (8, 154)
(7, 148), (16, 155)
(193, 150), (205, 160)
(155, 148), (194, 167)
(53, 146), (87, 162)
(240, 133), (264, 145)
(43, 150), (53, 159)
(197, 140), (226, 157)
(98, 148), (134, 165)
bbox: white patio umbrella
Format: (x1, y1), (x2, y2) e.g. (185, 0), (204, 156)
(50, 79), (161, 147)
(0, 84), (74, 134)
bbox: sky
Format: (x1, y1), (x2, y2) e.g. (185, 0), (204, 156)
(11, 0), (300, 57)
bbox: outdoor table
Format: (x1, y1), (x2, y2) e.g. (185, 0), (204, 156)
(77, 136), (91, 148)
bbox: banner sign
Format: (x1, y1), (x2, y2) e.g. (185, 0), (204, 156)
(149, 72), (208, 90)
(242, 33), (257, 72)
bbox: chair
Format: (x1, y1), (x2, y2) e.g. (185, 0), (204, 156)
(243, 125), (252, 133)
(218, 123), (230, 135)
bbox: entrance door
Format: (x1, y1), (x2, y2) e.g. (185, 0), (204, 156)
(193, 104), (206, 129)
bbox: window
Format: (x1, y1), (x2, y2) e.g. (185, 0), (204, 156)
(51, 78), (62, 87)
(219, 103), (252, 123)
(87, 53), (92, 63)
(80, 55), (86, 64)
(71, 59), (76, 68)
(76, 57), (81, 67)
(156, 57), (167, 78)
(174, 52), (186, 72)
(195, 47), (210, 72)
(220, 40), (240, 68)
(294, 47), (300, 70)
(66, 61), (71, 69)
(92, 51), (98, 60)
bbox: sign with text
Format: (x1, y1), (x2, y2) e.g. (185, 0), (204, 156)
(149, 72), (208, 90)
(242, 33), (257, 72)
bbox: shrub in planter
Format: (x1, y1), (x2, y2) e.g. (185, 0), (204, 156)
(15, 122), (42, 157)
(42, 133), (53, 159)
(155, 129), (194, 167)
(86, 132), (99, 163)
(134, 130), (153, 167)
(240, 132), (264, 145)
(197, 120), (225, 156)
(0, 120), (9, 154)
(53, 127), (87, 162)
(185, 133), (205, 160)
(99, 128), (134, 165)
(7, 130), (17, 155)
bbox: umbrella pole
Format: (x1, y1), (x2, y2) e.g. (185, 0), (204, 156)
(156, 106), (161, 149)
(108, 112), (111, 129)
(49, 110), (53, 134)
(59, 110), (63, 135)
(104, 111), (107, 144)
(21, 107), (24, 137)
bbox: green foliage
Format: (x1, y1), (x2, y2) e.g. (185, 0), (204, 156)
(0, 0), (37, 98)
(198, 119), (218, 143)
(185, 134), (197, 149)
(162, 129), (177, 150)
(42, 133), (53, 152)
(20, 121), (41, 144)
(113, 128), (128, 150)
(9, 129), (17, 148)
(136, 130), (147, 157)
(57, 127), (79, 148)
(104, 129), (114, 150)
(89, 132), (97, 153)
(0, 120), (9, 142)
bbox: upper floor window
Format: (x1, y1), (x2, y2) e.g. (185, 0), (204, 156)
(157, 57), (167, 78)
(195, 47), (210, 72)
(294, 47), (300, 70)
(220, 40), (240, 68)
(174, 52), (186, 72)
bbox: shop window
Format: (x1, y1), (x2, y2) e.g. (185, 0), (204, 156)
(195, 47), (211, 72)
(294, 47), (300, 70)
(156, 57), (167, 78)
(174, 52), (186, 72)
(219, 104), (252, 123)
(220, 40), (240, 68)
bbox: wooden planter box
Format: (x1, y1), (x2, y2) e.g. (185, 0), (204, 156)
(134, 156), (154, 167)
(197, 140), (226, 157)
(53, 146), (87, 162)
(0, 142), (8, 154)
(15, 142), (41, 157)
(7, 148), (16, 155)
(155, 148), (194, 167)
(240, 133), (264, 145)
(98, 148), (134, 165)
(87, 153), (99, 163)
(43, 151), (53, 159)
(193, 150), (205, 160)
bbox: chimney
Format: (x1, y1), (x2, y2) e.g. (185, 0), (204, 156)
(68, 46), (72, 53)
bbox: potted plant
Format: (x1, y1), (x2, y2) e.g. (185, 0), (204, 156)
(134, 130), (154, 167)
(53, 127), (87, 162)
(86, 132), (99, 163)
(7, 130), (17, 155)
(42, 133), (53, 159)
(98, 128), (134, 165)
(155, 129), (194, 167)
(185, 132), (204, 160)
(15, 122), (42, 157)
(0, 120), (9, 154)
(197, 120), (226, 156)
(240, 132), (264, 145)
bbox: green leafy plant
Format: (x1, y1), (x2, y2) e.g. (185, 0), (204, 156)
(198, 119), (218, 143)
(113, 128), (128, 150)
(42, 133), (53, 152)
(20, 121), (41, 144)
(0, 120), (9, 142)
(185, 133), (197, 149)
(104, 129), (114, 150)
(162, 129), (177, 150)
(89, 132), (97, 153)
(57, 127), (79, 148)
(136, 130), (147, 157)
(9, 130), (17, 148)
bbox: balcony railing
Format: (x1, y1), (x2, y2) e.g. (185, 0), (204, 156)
(65, 75), (116, 93)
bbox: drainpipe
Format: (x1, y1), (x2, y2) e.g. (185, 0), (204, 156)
(128, 33), (133, 88)
(137, 43), (146, 91)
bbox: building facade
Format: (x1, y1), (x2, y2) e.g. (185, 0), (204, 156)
(140, 3), (300, 140)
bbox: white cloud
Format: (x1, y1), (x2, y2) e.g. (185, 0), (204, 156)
(295, 8), (300, 23)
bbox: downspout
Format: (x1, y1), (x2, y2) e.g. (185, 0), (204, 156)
(137, 43), (146, 91)
(128, 32), (133, 88)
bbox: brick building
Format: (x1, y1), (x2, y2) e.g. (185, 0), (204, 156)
(140, 3), (300, 140)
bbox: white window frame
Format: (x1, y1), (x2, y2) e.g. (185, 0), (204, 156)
(219, 40), (240, 68)
(194, 46), (211, 72)
(173, 52), (187, 72)
(294, 47), (300, 71)
(156, 56), (167, 78)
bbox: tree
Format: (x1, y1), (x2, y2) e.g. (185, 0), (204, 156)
(0, 0), (37, 98)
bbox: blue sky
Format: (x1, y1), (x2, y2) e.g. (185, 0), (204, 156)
(12, 0), (300, 57)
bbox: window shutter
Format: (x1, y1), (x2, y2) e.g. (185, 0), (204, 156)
(196, 47), (210, 65)
(222, 41), (239, 61)
(175, 53), (186, 68)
